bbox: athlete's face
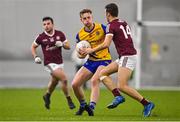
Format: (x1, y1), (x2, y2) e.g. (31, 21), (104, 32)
(105, 11), (110, 23)
(43, 20), (54, 33)
(80, 13), (93, 28)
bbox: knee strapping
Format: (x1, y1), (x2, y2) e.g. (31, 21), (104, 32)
(99, 76), (107, 81)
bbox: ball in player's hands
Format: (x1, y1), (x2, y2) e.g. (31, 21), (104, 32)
(76, 40), (91, 58)
(76, 40), (91, 52)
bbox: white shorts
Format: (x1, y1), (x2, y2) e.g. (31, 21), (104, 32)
(115, 55), (137, 71)
(45, 63), (64, 73)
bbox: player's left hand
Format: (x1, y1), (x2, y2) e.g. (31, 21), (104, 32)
(55, 41), (63, 47)
(34, 56), (42, 64)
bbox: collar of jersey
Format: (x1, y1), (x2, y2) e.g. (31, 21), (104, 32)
(44, 29), (55, 37)
(84, 23), (95, 33)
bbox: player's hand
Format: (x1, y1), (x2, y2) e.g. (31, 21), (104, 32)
(34, 56), (42, 64)
(55, 41), (63, 47)
(78, 48), (85, 55)
(80, 47), (94, 55)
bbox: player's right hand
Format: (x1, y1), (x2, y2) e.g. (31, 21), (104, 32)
(34, 56), (42, 64)
(77, 49), (87, 59)
(55, 41), (63, 47)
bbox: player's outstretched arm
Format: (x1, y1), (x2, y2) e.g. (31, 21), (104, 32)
(92, 34), (113, 53)
(82, 34), (113, 55)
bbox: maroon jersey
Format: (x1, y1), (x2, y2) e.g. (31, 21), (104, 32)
(106, 19), (136, 57)
(34, 30), (66, 65)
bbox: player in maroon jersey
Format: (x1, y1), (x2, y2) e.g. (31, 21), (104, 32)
(82, 3), (154, 117)
(31, 17), (75, 110)
(72, 9), (122, 116)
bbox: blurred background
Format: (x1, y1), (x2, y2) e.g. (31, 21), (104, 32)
(0, 0), (180, 89)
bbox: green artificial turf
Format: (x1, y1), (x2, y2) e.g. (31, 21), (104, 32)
(0, 88), (180, 121)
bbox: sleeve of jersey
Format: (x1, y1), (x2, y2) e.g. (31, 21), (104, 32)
(106, 24), (114, 36)
(76, 34), (80, 43)
(60, 32), (68, 44)
(33, 35), (41, 46)
(101, 24), (106, 34)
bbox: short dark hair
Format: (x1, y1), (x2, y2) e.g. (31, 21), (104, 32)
(105, 3), (118, 17)
(42, 16), (54, 24)
(79, 9), (92, 17)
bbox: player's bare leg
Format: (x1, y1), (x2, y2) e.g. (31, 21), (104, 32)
(89, 66), (104, 111)
(99, 62), (125, 108)
(118, 67), (143, 101)
(72, 67), (92, 102)
(47, 76), (59, 94)
(53, 69), (69, 97)
(117, 67), (154, 117)
(72, 67), (94, 116)
(51, 68), (75, 109)
(43, 76), (58, 109)
(100, 62), (118, 90)
(60, 80), (69, 97)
